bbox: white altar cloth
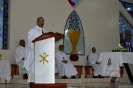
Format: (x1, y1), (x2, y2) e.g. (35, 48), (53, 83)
(99, 52), (126, 77)
(120, 52), (133, 64)
(0, 60), (11, 82)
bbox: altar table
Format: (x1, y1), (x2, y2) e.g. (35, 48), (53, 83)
(99, 52), (133, 84)
(0, 60), (11, 83)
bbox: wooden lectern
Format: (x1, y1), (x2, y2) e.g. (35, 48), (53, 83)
(32, 32), (67, 88)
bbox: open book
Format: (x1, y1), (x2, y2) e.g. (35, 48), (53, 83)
(32, 32), (64, 43)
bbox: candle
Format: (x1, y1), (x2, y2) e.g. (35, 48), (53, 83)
(118, 44), (121, 47)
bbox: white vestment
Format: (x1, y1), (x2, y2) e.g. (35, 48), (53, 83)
(88, 52), (101, 76)
(14, 46), (27, 75)
(55, 51), (77, 77)
(24, 26), (47, 82)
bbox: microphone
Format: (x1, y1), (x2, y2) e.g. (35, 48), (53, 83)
(41, 24), (44, 34)
(42, 28), (43, 34)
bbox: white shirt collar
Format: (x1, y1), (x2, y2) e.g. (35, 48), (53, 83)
(36, 26), (44, 31)
(91, 52), (95, 54)
(19, 45), (25, 49)
(59, 51), (63, 54)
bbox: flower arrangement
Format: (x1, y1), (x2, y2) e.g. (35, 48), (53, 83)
(112, 44), (129, 52)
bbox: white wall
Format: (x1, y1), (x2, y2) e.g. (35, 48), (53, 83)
(0, 0), (133, 78)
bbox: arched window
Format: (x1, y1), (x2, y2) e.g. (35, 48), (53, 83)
(64, 10), (85, 55)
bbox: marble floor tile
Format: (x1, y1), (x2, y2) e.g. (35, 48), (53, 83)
(0, 83), (132, 88)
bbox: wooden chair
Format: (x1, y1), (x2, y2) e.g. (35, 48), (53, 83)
(84, 66), (94, 78)
(74, 65), (83, 78)
(11, 64), (27, 79)
(11, 64), (19, 79)
(84, 55), (94, 78)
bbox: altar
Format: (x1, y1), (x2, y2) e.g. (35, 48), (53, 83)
(100, 52), (133, 63)
(99, 52), (133, 84)
(0, 60), (11, 83)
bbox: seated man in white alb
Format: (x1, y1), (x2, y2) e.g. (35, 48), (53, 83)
(55, 45), (77, 79)
(88, 47), (102, 78)
(14, 39), (28, 79)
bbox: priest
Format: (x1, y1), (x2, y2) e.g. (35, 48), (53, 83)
(55, 45), (77, 79)
(14, 39), (28, 79)
(24, 17), (47, 88)
(88, 47), (101, 78)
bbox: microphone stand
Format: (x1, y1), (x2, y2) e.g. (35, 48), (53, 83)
(41, 25), (44, 34)
(42, 28), (43, 34)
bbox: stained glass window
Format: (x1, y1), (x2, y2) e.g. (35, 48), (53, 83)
(0, 0), (8, 49)
(64, 10), (85, 55)
(119, 14), (133, 52)
(119, 0), (133, 18)
(0, 0), (3, 49)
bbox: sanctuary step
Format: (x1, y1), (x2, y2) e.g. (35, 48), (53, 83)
(0, 83), (133, 88)
(10, 78), (130, 84)
(67, 83), (133, 88)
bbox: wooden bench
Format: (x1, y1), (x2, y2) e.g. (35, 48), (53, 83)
(84, 66), (124, 78)
(74, 65), (83, 78)
(11, 64), (27, 79)
(11, 64), (19, 79)
(85, 56), (94, 78)
(84, 66), (94, 78)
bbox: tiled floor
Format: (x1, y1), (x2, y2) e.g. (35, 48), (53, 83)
(68, 83), (133, 88)
(0, 77), (133, 88)
(0, 83), (133, 88)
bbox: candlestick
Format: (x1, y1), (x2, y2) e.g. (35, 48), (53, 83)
(118, 44), (121, 47)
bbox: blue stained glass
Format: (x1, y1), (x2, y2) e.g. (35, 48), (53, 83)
(130, 14), (133, 18)
(71, 0), (79, 3)
(120, 1), (124, 6)
(0, 0), (3, 49)
(125, 4), (133, 11)
(119, 1), (133, 18)
(119, 14), (133, 51)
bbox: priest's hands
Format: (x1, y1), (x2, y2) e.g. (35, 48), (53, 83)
(62, 60), (68, 64)
(22, 58), (25, 60)
(96, 62), (100, 64)
(64, 60), (68, 64)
